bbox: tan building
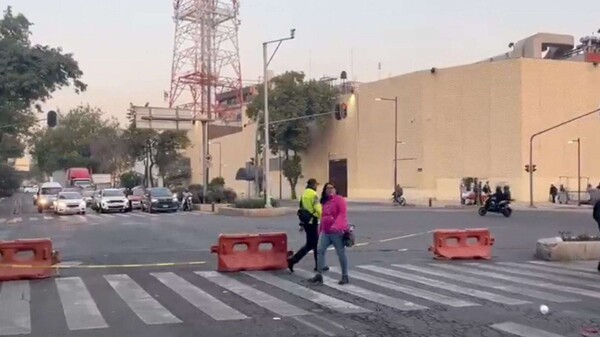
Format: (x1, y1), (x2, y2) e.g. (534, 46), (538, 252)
(189, 32), (600, 203)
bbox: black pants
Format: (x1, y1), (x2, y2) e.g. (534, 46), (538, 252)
(289, 218), (319, 267)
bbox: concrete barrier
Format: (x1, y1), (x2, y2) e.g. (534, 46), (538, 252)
(535, 237), (600, 261)
(192, 203), (232, 212)
(217, 207), (296, 217)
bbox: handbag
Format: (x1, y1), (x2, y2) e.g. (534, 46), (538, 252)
(343, 224), (356, 247)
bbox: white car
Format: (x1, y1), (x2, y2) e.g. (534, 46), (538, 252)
(36, 182), (63, 212)
(53, 191), (87, 215)
(97, 188), (129, 213)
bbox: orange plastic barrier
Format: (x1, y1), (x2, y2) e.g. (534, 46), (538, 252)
(0, 238), (55, 281)
(428, 228), (494, 260)
(210, 232), (289, 272)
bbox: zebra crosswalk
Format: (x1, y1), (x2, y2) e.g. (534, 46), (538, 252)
(0, 260), (598, 336)
(0, 211), (203, 225)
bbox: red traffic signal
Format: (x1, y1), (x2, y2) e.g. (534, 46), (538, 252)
(334, 103), (348, 120)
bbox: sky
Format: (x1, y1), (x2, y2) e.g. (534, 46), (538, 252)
(6, 0), (599, 125)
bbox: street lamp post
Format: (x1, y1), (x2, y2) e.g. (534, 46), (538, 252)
(375, 96), (399, 191)
(568, 138), (581, 205)
(262, 29), (295, 208)
(209, 141), (222, 177)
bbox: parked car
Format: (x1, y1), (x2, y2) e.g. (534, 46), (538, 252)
(127, 188), (144, 210)
(53, 191), (86, 215)
(36, 182), (63, 213)
(96, 188), (129, 213)
(141, 187), (179, 213)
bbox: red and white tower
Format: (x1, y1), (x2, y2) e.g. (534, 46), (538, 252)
(168, 0), (243, 121)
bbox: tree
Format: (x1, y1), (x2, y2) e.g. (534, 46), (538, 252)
(30, 105), (121, 175)
(0, 7), (85, 192)
(0, 163), (21, 197)
(246, 71), (337, 199)
(153, 130), (190, 183)
(120, 171), (143, 189)
(163, 156), (191, 188)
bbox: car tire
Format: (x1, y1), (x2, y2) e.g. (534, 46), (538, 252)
(81, 211), (86, 215)
(38, 207), (43, 213)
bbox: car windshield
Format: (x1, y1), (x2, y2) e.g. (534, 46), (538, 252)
(41, 187), (62, 195)
(150, 188), (172, 197)
(103, 190), (124, 197)
(74, 181), (91, 187)
(59, 192), (82, 199)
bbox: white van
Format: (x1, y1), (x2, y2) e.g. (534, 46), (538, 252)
(36, 182), (63, 213)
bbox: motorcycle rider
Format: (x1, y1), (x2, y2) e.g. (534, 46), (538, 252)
(181, 188), (193, 210)
(392, 184), (404, 203)
(484, 186), (505, 210)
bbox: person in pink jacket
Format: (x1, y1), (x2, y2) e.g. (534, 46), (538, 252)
(308, 182), (350, 285)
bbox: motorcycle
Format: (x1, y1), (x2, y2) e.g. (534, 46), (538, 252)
(478, 200), (512, 217)
(181, 195), (193, 212)
(392, 195), (407, 206)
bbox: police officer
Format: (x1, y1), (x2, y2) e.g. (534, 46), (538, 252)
(288, 178), (325, 272)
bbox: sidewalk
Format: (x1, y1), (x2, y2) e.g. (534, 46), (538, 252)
(278, 198), (593, 212)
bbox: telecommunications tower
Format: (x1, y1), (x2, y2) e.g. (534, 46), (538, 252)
(168, 0), (243, 121)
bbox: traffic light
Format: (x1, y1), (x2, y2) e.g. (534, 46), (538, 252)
(47, 110), (57, 128)
(334, 103), (348, 120)
(340, 103), (348, 119)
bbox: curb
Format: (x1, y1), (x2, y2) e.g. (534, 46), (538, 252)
(217, 207), (296, 217)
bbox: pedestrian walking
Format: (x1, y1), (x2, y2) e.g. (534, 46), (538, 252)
(288, 178), (325, 272)
(594, 199), (600, 272)
(309, 182), (350, 285)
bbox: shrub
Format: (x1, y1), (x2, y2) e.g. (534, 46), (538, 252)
(223, 187), (237, 203)
(188, 184), (204, 203)
(234, 197), (278, 209)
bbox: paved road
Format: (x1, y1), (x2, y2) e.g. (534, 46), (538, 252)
(1, 192), (599, 337)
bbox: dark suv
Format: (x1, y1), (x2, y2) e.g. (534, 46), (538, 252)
(141, 187), (179, 213)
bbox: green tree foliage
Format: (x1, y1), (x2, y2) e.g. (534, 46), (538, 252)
(0, 163), (22, 197)
(119, 171), (143, 189)
(163, 156), (191, 188)
(30, 105), (122, 175)
(0, 7), (85, 194)
(246, 71), (337, 199)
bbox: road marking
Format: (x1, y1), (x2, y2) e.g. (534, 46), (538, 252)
(409, 264), (577, 303)
(87, 214), (100, 219)
(0, 281), (31, 336)
(43, 216), (53, 220)
(104, 274), (182, 325)
(371, 265), (530, 305)
(129, 213), (145, 218)
(59, 216), (70, 221)
(114, 214), (128, 218)
(152, 272), (247, 321)
(490, 322), (565, 337)
(243, 271), (369, 314)
(101, 214), (115, 218)
(498, 262), (600, 280)
(468, 263), (600, 290)
(6, 217), (21, 224)
(0, 218), (5, 223)
(197, 271), (309, 317)
(76, 215), (87, 221)
(528, 260), (597, 273)
(147, 213), (159, 217)
(292, 316), (336, 337)
(434, 264), (600, 300)
(378, 231), (432, 243)
(28, 217), (38, 221)
(294, 268), (426, 311)
(55, 277), (108, 330)
(330, 267), (478, 307)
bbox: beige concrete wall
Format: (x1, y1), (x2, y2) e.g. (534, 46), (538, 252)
(520, 59), (600, 201)
(189, 58), (600, 203)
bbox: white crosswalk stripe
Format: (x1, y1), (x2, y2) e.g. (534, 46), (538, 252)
(1, 261), (598, 335)
(43, 216), (53, 220)
(0, 218), (5, 223)
(6, 217), (21, 224)
(490, 322), (565, 337)
(528, 260), (596, 273)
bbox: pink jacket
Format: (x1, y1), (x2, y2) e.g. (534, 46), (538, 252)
(319, 195), (349, 234)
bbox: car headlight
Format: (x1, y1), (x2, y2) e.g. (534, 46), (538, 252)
(39, 199), (47, 205)
(57, 202), (66, 207)
(151, 198), (158, 203)
(173, 193), (178, 198)
(172, 197), (178, 202)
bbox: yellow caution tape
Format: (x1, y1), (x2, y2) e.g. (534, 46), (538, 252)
(0, 261), (207, 269)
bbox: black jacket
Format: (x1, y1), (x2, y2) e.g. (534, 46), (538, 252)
(594, 200), (600, 224)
